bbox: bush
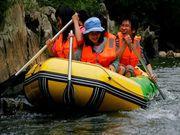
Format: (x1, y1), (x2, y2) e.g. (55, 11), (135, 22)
(37, 0), (101, 16)
(0, 0), (12, 27)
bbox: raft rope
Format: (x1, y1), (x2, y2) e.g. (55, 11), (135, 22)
(94, 64), (148, 99)
(27, 61), (148, 99)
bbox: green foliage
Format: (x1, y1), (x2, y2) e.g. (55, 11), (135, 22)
(67, 0), (101, 15)
(23, 0), (39, 13)
(104, 0), (180, 25)
(0, 0), (12, 27)
(0, 0), (22, 29)
(104, 0), (180, 50)
(37, 0), (101, 15)
(37, 0), (59, 8)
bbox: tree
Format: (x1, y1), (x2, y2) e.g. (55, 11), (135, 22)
(104, 0), (180, 51)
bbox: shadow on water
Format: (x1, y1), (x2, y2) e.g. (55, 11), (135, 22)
(1, 105), (130, 134)
(1, 58), (180, 135)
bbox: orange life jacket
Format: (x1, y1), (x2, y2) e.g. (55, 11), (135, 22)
(81, 33), (117, 68)
(117, 32), (141, 67)
(52, 34), (78, 58)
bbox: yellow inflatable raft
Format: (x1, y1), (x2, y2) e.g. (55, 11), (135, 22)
(24, 58), (158, 112)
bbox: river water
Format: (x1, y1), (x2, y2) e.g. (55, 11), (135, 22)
(1, 58), (180, 135)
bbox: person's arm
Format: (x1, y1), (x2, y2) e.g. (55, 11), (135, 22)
(109, 57), (119, 72)
(116, 35), (129, 58)
(109, 38), (120, 72)
(141, 47), (157, 82)
(146, 63), (157, 82)
(72, 13), (83, 45)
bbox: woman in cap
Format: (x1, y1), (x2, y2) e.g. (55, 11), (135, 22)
(81, 17), (119, 72)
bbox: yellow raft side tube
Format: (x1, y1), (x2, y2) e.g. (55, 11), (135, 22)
(25, 58), (147, 111)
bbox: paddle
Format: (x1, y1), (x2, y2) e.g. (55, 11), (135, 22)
(67, 30), (73, 84)
(0, 19), (73, 94)
(125, 40), (166, 100)
(63, 30), (75, 105)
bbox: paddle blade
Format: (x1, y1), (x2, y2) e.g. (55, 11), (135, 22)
(63, 81), (75, 106)
(155, 83), (166, 100)
(0, 71), (26, 94)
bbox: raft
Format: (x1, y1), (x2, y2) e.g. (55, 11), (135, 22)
(24, 58), (158, 112)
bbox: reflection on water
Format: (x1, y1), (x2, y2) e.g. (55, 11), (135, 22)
(1, 59), (180, 135)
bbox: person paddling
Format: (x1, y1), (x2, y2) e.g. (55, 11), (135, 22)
(116, 14), (157, 82)
(46, 5), (82, 60)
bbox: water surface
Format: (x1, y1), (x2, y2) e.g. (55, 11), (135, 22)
(1, 58), (180, 135)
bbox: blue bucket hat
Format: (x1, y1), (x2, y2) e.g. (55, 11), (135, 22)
(83, 17), (104, 34)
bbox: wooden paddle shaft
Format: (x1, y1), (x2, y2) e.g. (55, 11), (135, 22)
(15, 20), (73, 76)
(126, 41), (166, 99)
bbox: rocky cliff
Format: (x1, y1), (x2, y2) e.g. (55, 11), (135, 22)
(0, 2), (51, 93)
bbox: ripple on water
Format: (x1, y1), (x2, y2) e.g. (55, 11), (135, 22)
(1, 66), (180, 135)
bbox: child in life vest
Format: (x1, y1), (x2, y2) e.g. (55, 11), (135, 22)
(46, 5), (83, 60)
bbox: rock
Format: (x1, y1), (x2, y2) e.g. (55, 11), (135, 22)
(99, 2), (115, 33)
(39, 13), (53, 40)
(166, 50), (175, 58)
(140, 26), (159, 58)
(159, 51), (166, 57)
(40, 6), (56, 19)
(99, 3), (108, 15)
(174, 53), (180, 58)
(109, 20), (115, 33)
(0, 3), (28, 83)
(25, 6), (56, 43)
(0, 97), (32, 115)
(158, 50), (180, 58)
(0, 2), (47, 95)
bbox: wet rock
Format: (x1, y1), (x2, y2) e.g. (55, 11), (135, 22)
(159, 51), (166, 58)
(166, 50), (175, 58)
(0, 97), (32, 115)
(159, 50), (180, 58)
(174, 52), (180, 58)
